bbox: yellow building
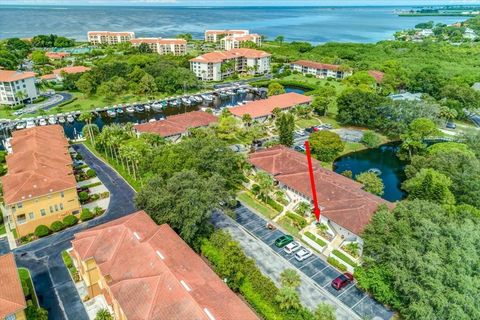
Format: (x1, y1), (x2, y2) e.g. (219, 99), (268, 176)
(0, 253), (27, 320)
(1, 126), (81, 238)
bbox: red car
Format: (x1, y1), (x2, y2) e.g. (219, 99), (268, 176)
(331, 272), (354, 290)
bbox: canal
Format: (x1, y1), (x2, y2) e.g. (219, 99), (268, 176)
(333, 142), (407, 202)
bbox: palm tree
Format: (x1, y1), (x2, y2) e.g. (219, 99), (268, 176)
(314, 303), (336, 320)
(255, 171), (274, 202)
(275, 287), (302, 311)
(15, 90), (25, 106)
(241, 113), (252, 127)
(94, 309), (113, 320)
(280, 269), (301, 289)
(79, 112), (95, 145)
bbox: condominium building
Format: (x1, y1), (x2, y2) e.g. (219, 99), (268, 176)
(190, 48), (271, 81)
(204, 29), (250, 42)
(130, 38), (187, 56)
(0, 70), (38, 106)
(71, 211), (259, 320)
(0, 253), (27, 320)
(1, 126), (81, 238)
(87, 31), (135, 45)
(40, 66), (91, 82)
(221, 34), (262, 50)
(291, 60), (353, 79)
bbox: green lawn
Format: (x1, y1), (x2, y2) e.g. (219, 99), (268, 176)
(0, 224), (5, 236)
(277, 216), (301, 238)
(18, 267), (38, 307)
(332, 249), (359, 268)
(237, 191), (278, 219)
(305, 231), (327, 247)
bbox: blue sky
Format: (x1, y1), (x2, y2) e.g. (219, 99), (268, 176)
(1, 0), (480, 5)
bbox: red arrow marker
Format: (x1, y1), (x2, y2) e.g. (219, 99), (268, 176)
(304, 140), (321, 222)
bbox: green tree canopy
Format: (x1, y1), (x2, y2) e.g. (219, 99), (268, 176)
(268, 82), (286, 96)
(309, 131), (345, 162)
(355, 171), (384, 196)
(275, 112), (295, 147)
(402, 168), (455, 205)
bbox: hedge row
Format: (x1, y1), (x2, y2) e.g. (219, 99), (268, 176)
(304, 231), (327, 247)
(286, 212), (308, 229)
(332, 249), (359, 268)
(327, 256), (348, 272)
(266, 196), (284, 213)
(33, 214), (80, 238)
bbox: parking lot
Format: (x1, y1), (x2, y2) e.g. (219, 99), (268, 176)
(233, 204), (394, 320)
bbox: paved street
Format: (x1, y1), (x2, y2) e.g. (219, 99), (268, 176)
(0, 237), (10, 255)
(13, 144), (137, 320)
(220, 204), (394, 320)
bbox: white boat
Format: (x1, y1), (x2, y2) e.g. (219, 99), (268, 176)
(237, 88), (247, 94)
(39, 118), (47, 126)
(193, 96), (203, 103)
(144, 104), (151, 111)
(201, 94), (214, 102)
(148, 118), (156, 123)
(226, 90), (235, 96)
(26, 119), (36, 128)
(15, 122), (26, 130)
(152, 103), (163, 112)
(116, 108), (124, 115)
(58, 116), (66, 124)
(48, 116), (56, 125)
(135, 105), (145, 112)
(126, 106), (135, 113)
(170, 100), (178, 107)
(107, 110), (116, 118)
(66, 115), (75, 123)
(181, 97), (192, 105)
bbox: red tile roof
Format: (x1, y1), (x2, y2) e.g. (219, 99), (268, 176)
(72, 211), (259, 320)
(46, 52), (70, 59)
(53, 66), (91, 75)
(0, 70), (36, 82)
(230, 92), (312, 119)
(248, 146), (391, 235)
(134, 110), (218, 137)
(190, 48), (270, 63)
(2, 126), (76, 205)
(0, 253), (27, 318)
(368, 70), (385, 83)
(292, 60), (344, 71)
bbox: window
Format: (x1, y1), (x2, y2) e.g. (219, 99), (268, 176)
(5, 313), (16, 320)
(17, 202), (23, 208)
(17, 214), (26, 225)
(40, 209), (46, 216)
(11, 206), (16, 213)
(54, 204), (59, 211)
(60, 203), (64, 210)
(28, 212), (34, 220)
(50, 206), (54, 213)
(60, 191), (64, 198)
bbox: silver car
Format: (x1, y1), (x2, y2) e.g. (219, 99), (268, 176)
(294, 247), (313, 261)
(284, 241), (301, 254)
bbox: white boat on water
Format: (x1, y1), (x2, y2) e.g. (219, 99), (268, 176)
(126, 106), (135, 113)
(144, 104), (151, 111)
(170, 100), (178, 107)
(193, 96), (203, 103)
(66, 115), (75, 123)
(148, 118), (156, 123)
(58, 116), (66, 124)
(237, 88), (247, 94)
(152, 103), (163, 112)
(26, 120), (36, 128)
(116, 108), (124, 115)
(107, 110), (116, 118)
(48, 116), (56, 125)
(16, 122), (26, 130)
(201, 94), (214, 102)
(181, 97), (192, 105)
(226, 90), (235, 96)
(39, 118), (47, 126)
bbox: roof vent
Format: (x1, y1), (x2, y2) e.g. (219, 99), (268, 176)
(133, 232), (141, 240)
(180, 280), (192, 292)
(156, 250), (165, 260)
(204, 308), (216, 320)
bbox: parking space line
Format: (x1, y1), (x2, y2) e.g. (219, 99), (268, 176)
(299, 258), (316, 269)
(337, 284), (355, 298)
(310, 265), (329, 278)
(351, 295), (368, 309)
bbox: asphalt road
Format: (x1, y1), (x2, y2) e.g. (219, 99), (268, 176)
(223, 204), (394, 320)
(13, 144), (137, 320)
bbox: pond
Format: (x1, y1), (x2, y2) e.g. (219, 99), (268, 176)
(333, 142), (407, 202)
(285, 86), (306, 94)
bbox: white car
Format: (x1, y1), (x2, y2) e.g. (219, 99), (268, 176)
(294, 248), (313, 262)
(284, 241), (301, 254)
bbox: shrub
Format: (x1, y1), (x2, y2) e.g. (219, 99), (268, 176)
(327, 256), (348, 272)
(332, 249), (358, 267)
(50, 221), (65, 232)
(63, 215), (79, 227)
(94, 206), (105, 216)
(83, 181), (101, 189)
(34, 225), (51, 238)
(86, 168), (97, 178)
(286, 212), (307, 229)
(78, 191), (89, 203)
(80, 208), (94, 221)
(266, 196), (284, 213)
(75, 153), (83, 161)
(305, 231), (326, 247)
(99, 191), (110, 199)
(251, 184), (260, 195)
(361, 131), (382, 148)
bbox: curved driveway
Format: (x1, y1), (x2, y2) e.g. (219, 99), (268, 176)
(13, 144), (137, 320)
